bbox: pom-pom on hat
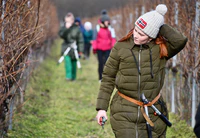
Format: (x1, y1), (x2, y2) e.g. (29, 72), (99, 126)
(100, 9), (110, 22)
(135, 4), (167, 38)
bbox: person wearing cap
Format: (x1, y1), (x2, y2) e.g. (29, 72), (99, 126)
(92, 9), (115, 81)
(95, 4), (187, 137)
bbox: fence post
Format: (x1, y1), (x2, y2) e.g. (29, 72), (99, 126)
(171, 2), (179, 113)
(0, 0), (7, 137)
(1, 0), (6, 41)
(191, 1), (200, 128)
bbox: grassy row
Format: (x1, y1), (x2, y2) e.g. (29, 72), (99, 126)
(8, 39), (196, 138)
(8, 39), (114, 138)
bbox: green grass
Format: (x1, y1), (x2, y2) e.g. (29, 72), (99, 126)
(8, 39), (114, 138)
(7, 39), (196, 138)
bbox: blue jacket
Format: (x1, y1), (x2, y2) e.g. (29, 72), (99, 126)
(75, 17), (85, 34)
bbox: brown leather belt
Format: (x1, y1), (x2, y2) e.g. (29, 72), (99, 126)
(118, 91), (161, 127)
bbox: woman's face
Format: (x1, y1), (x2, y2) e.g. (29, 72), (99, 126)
(133, 27), (152, 45)
(104, 21), (109, 27)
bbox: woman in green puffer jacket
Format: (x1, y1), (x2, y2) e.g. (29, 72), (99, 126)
(95, 4), (187, 138)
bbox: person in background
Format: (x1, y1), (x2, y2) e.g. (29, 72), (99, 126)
(83, 21), (93, 59)
(92, 9), (116, 82)
(194, 103), (200, 138)
(95, 4), (187, 137)
(75, 17), (85, 35)
(75, 17), (85, 59)
(58, 12), (84, 81)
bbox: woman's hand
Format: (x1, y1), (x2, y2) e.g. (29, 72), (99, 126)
(96, 110), (108, 125)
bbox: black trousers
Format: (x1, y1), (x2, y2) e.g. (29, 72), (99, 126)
(97, 49), (111, 80)
(84, 43), (91, 58)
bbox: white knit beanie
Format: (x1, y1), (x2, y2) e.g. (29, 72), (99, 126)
(84, 21), (92, 31)
(135, 4), (168, 38)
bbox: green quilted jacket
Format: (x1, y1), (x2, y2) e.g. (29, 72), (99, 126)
(96, 24), (187, 138)
(58, 24), (84, 60)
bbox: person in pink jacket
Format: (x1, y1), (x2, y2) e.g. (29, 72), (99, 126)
(92, 10), (116, 81)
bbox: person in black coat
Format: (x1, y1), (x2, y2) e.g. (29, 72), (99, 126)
(194, 103), (200, 138)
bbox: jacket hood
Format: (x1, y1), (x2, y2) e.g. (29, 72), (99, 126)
(75, 17), (82, 24)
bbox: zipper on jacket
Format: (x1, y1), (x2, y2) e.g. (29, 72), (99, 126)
(135, 106), (140, 138)
(138, 45), (142, 99)
(135, 45), (142, 138)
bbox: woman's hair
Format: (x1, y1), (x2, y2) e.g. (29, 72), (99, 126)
(119, 28), (168, 58)
(118, 29), (134, 42)
(155, 35), (168, 58)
